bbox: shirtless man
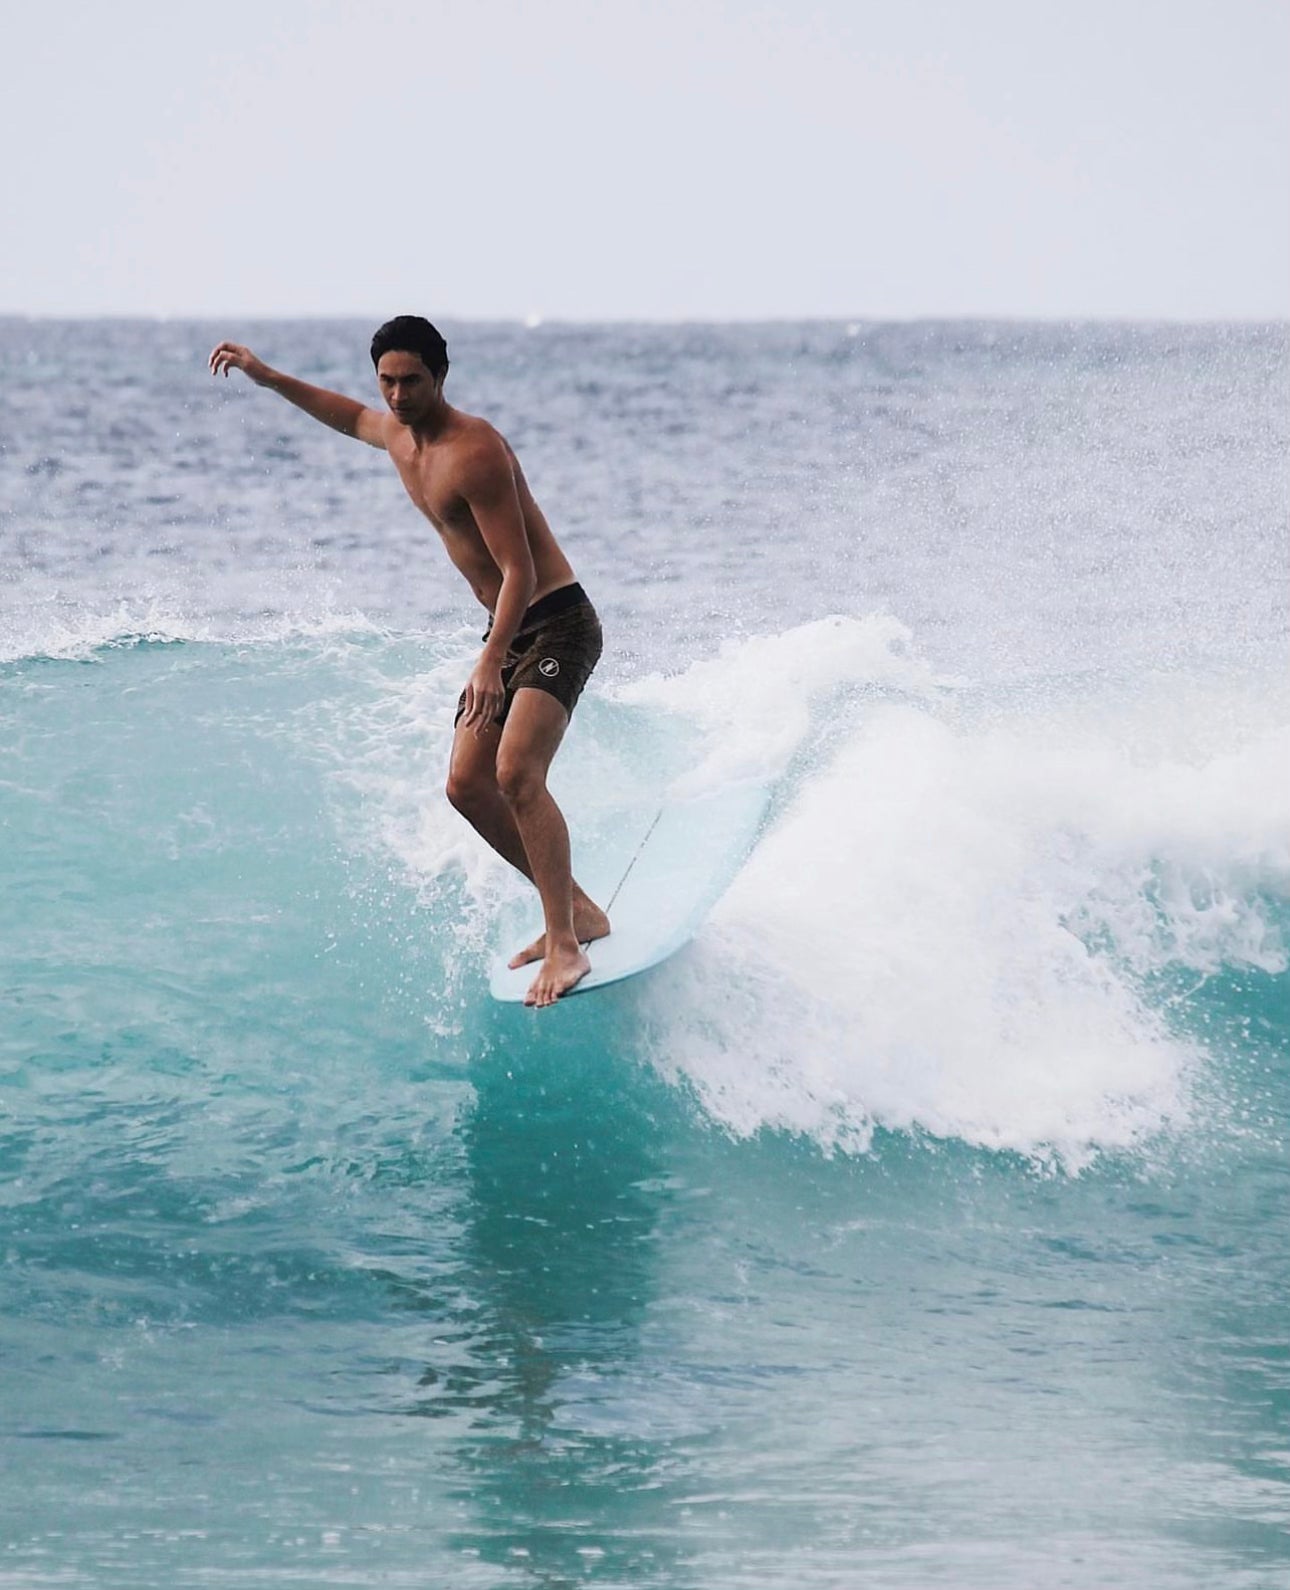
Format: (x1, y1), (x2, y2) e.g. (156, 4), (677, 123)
(209, 315), (608, 1006)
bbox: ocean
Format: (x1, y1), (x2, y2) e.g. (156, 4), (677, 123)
(1, 317), (1287, 1587)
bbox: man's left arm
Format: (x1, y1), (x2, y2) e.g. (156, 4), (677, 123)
(458, 439), (536, 731)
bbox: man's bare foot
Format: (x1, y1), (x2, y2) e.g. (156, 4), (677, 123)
(524, 943), (592, 1007)
(508, 898), (610, 969)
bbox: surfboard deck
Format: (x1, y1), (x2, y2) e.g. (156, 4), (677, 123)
(488, 781), (769, 1002)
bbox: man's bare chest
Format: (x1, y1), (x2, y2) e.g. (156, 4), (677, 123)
(388, 446), (472, 536)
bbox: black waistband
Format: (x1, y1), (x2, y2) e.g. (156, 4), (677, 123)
(515, 581), (589, 635)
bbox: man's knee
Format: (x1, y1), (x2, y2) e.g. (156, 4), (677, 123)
(496, 752), (545, 810)
(446, 766), (493, 816)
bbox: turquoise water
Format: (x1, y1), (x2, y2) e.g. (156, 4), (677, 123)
(2, 319), (1288, 1586)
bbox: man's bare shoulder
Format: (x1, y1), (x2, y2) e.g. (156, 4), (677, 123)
(442, 411), (516, 486)
(358, 407), (394, 449)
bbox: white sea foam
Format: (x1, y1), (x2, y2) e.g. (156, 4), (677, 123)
(0, 586), (388, 663)
(613, 612), (946, 791)
(623, 628), (1289, 1168)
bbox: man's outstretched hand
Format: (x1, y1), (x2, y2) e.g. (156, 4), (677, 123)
(209, 342), (273, 385)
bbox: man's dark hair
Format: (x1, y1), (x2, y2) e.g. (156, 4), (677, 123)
(370, 315), (449, 380)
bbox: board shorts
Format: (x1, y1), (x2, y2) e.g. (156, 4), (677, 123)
(456, 581), (603, 728)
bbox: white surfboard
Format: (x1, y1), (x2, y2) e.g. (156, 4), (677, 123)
(488, 780), (770, 1002)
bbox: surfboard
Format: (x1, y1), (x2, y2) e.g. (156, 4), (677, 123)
(488, 780), (770, 1002)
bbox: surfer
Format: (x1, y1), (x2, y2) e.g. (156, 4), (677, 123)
(209, 316), (608, 1006)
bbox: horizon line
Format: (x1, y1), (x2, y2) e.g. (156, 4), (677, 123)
(2, 309), (1287, 328)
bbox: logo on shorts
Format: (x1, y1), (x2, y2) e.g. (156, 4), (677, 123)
(538, 657), (560, 678)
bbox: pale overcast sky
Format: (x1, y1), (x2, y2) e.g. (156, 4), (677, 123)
(2, 0), (1286, 320)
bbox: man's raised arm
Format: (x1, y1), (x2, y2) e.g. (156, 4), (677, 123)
(208, 342), (387, 449)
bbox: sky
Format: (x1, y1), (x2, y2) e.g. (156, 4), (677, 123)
(2, 0), (1287, 321)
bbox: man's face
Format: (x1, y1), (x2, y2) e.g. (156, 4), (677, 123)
(377, 350), (440, 424)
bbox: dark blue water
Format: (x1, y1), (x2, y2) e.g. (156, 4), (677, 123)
(1, 318), (1287, 1586)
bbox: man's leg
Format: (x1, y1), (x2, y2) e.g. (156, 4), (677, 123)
(445, 717), (531, 875)
(493, 688), (605, 1006)
(445, 702), (609, 985)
